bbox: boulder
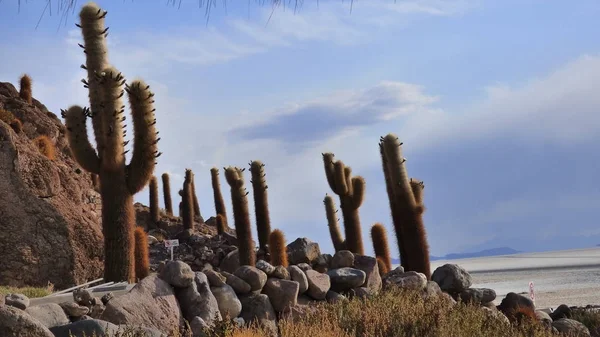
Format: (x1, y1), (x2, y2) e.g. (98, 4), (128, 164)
(239, 293), (278, 337)
(220, 249), (240, 274)
(422, 281), (443, 300)
(5, 293), (30, 310)
(211, 284), (242, 318)
(222, 271), (252, 294)
(313, 254), (330, 273)
(25, 303), (70, 328)
(331, 250), (354, 269)
(327, 268), (366, 292)
(49, 319), (120, 337)
(0, 304), (54, 337)
(288, 265), (309, 294)
(59, 302), (90, 318)
(552, 318), (590, 336)
(159, 260), (195, 288)
(536, 310), (553, 329)
(296, 263), (312, 271)
(175, 272), (222, 324)
(189, 316), (210, 337)
(205, 269), (227, 287)
(0, 82), (104, 289)
(497, 292), (535, 318)
(382, 269), (427, 291)
(234, 266), (268, 291)
(287, 238), (321, 265)
(262, 278), (299, 313)
(458, 288), (496, 304)
(256, 260), (276, 276)
(431, 264), (472, 293)
(325, 290), (348, 304)
(273, 265), (291, 280)
(100, 274), (183, 335)
(550, 304), (572, 320)
(72, 288), (94, 307)
(353, 255), (382, 294)
(305, 269), (330, 300)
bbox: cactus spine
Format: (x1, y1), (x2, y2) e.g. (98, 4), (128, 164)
(269, 229), (288, 267)
(216, 214), (226, 235)
(63, 3), (159, 283)
(134, 226), (149, 281)
(162, 173), (173, 216)
(324, 194), (345, 252)
(370, 223), (392, 274)
(19, 74), (32, 104)
(224, 166), (256, 267)
(182, 169), (195, 230)
(380, 134), (431, 279)
(210, 167), (227, 225)
(149, 176), (159, 225)
(322, 153), (365, 255)
(249, 160), (271, 254)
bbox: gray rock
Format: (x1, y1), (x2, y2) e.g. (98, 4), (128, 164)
(353, 255), (382, 295)
(327, 268), (367, 292)
(222, 271), (252, 294)
(256, 260), (276, 276)
(305, 269), (330, 300)
(347, 287), (370, 300)
(240, 293), (278, 337)
(205, 269), (227, 287)
(159, 260), (195, 288)
(0, 305), (54, 336)
(100, 274), (183, 335)
(497, 292), (535, 317)
(459, 288), (496, 304)
(431, 264), (472, 293)
(287, 238), (321, 265)
(49, 319), (121, 337)
(325, 291), (348, 304)
(331, 250), (355, 269)
(536, 310), (553, 329)
(211, 284), (242, 319)
(234, 266), (268, 291)
(5, 293), (30, 310)
(72, 288), (94, 307)
(100, 292), (113, 305)
(288, 265), (309, 294)
(382, 269), (427, 291)
(313, 254), (330, 273)
(296, 263), (312, 271)
(550, 304), (572, 320)
(422, 281), (443, 300)
(25, 303), (70, 328)
(89, 299), (105, 319)
(59, 302), (90, 318)
(176, 272), (222, 324)
(273, 265), (291, 280)
(552, 318), (590, 336)
(220, 249), (240, 274)
(190, 316), (210, 337)
(262, 278), (299, 313)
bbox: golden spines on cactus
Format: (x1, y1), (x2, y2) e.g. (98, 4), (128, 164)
(370, 223), (392, 274)
(321, 152), (365, 255)
(410, 178), (425, 214)
(224, 166), (256, 267)
(249, 160), (271, 254)
(161, 173), (173, 216)
(324, 194), (345, 252)
(149, 176), (159, 224)
(380, 134), (431, 279)
(19, 74), (32, 104)
(269, 229), (288, 267)
(216, 214), (227, 235)
(65, 106), (100, 173)
(210, 167), (227, 225)
(134, 226), (149, 281)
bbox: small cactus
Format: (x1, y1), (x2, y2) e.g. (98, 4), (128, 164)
(19, 74), (32, 104)
(182, 169), (195, 230)
(268, 229), (288, 267)
(149, 176), (159, 225)
(216, 214), (226, 235)
(134, 226), (149, 281)
(161, 173), (173, 216)
(224, 166), (255, 267)
(249, 160), (271, 255)
(370, 223), (392, 274)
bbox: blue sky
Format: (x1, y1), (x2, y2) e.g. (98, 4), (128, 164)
(1, 0), (599, 257)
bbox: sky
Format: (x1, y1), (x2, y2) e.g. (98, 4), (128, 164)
(1, 0), (599, 257)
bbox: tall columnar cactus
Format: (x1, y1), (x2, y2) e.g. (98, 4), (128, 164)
(63, 2), (159, 283)
(181, 169), (195, 230)
(410, 178), (425, 211)
(224, 166), (256, 267)
(380, 134), (431, 279)
(322, 153), (365, 255)
(190, 170), (202, 220)
(370, 223), (392, 274)
(134, 226), (149, 281)
(19, 74), (32, 104)
(210, 167), (227, 225)
(249, 160), (271, 254)
(216, 214), (226, 235)
(161, 173), (173, 216)
(269, 229), (288, 267)
(324, 194), (345, 252)
(149, 176), (159, 225)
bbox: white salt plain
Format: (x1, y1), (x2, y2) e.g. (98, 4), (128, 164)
(403, 247), (600, 309)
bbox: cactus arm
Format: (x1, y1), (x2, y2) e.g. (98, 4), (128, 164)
(350, 176), (365, 209)
(250, 160), (271, 252)
(125, 80), (158, 194)
(382, 134), (416, 207)
(99, 67), (126, 170)
(322, 152), (338, 193)
(79, 3), (109, 157)
(210, 167), (228, 221)
(344, 166), (354, 195)
(63, 105), (100, 174)
(324, 194), (345, 252)
(333, 161), (349, 196)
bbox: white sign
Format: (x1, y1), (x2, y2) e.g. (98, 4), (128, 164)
(529, 281), (535, 303)
(164, 239), (179, 261)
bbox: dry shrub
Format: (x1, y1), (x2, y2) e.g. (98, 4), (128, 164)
(0, 108), (15, 125)
(19, 74), (33, 104)
(572, 308), (600, 336)
(33, 135), (55, 160)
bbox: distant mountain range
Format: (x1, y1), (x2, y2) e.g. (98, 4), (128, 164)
(391, 247), (521, 264)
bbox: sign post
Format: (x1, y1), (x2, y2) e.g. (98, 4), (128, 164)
(164, 239), (180, 261)
(529, 281), (535, 305)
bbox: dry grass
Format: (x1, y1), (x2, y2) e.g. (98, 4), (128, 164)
(0, 282), (54, 298)
(0, 108), (16, 125)
(33, 135), (56, 160)
(572, 308), (600, 337)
